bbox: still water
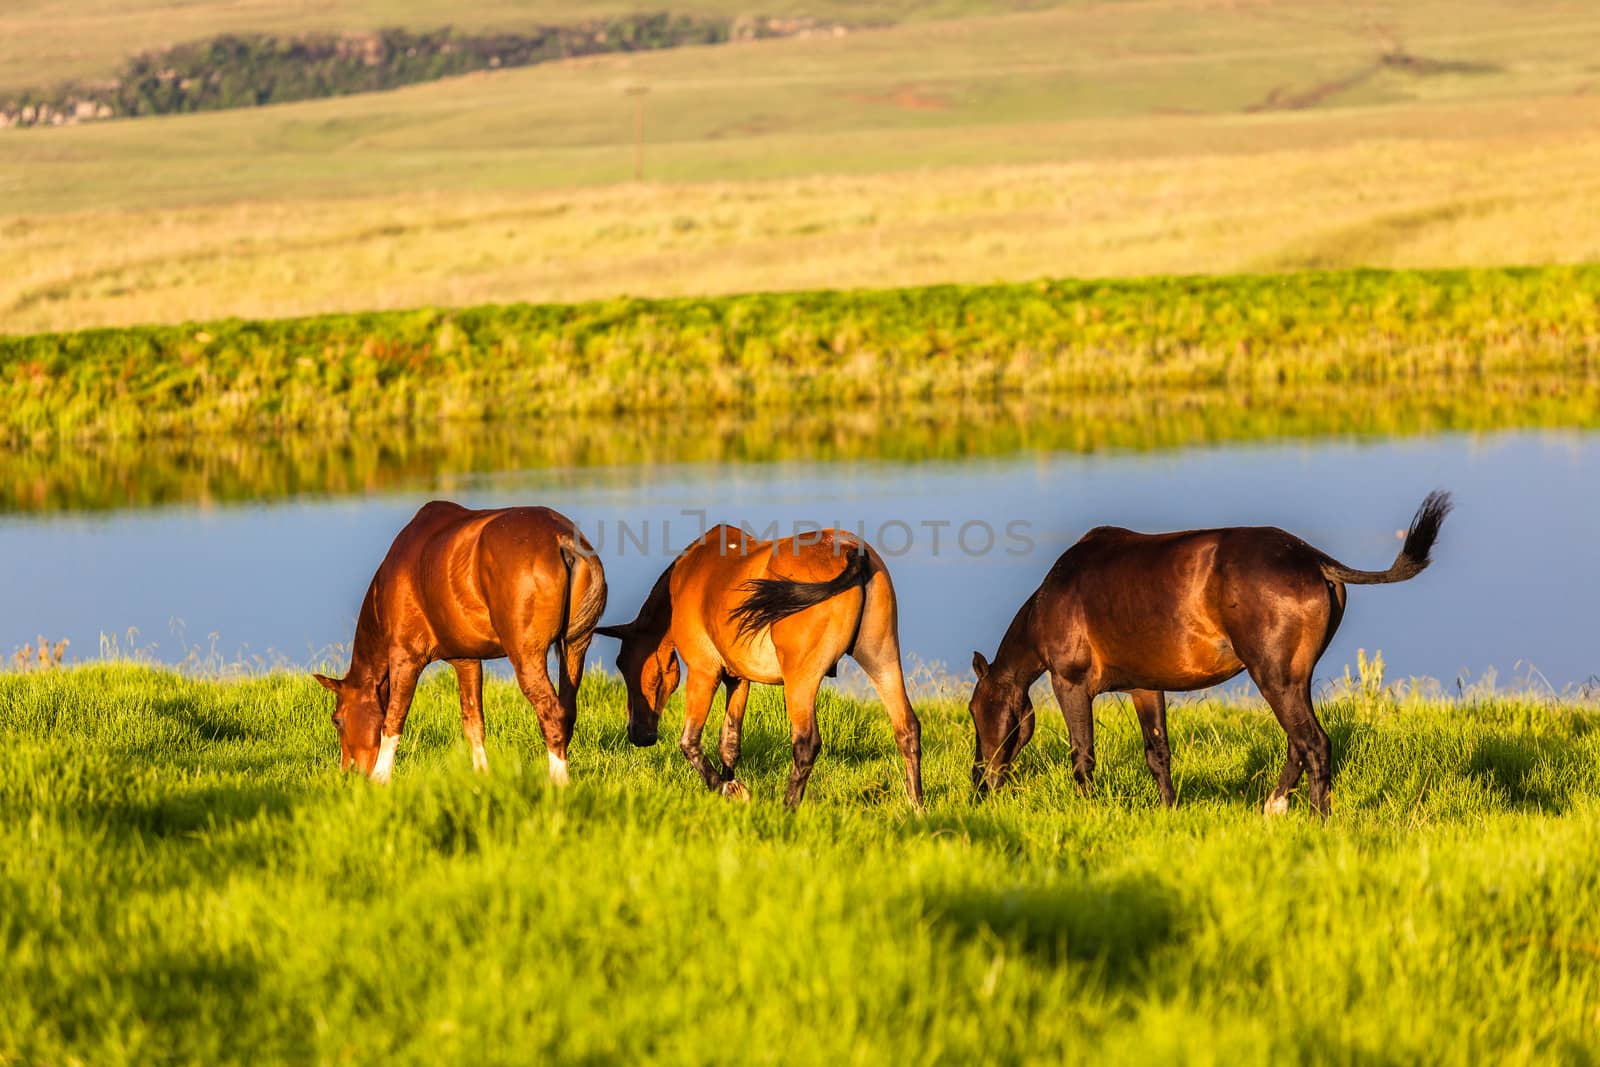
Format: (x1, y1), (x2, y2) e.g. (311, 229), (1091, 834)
(2, 431), (1596, 690)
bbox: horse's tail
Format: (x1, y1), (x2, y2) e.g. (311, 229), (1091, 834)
(732, 548), (871, 640)
(560, 540), (608, 649)
(1318, 490), (1453, 586)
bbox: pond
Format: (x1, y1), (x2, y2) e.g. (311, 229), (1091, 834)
(3, 427), (1595, 691)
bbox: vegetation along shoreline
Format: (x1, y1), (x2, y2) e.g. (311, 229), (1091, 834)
(5, 265), (1598, 448)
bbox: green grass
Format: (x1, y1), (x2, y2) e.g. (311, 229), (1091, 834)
(2, 662), (1599, 1064)
(5, 266), (1599, 448)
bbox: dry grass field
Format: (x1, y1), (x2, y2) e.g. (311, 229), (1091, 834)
(0, 0), (1036, 92)
(4, 0), (1600, 332)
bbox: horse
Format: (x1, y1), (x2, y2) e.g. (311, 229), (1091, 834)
(313, 501), (606, 784)
(596, 525), (923, 809)
(968, 491), (1451, 815)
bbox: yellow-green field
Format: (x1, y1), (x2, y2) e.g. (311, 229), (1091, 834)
(4, 0), (1600, 332)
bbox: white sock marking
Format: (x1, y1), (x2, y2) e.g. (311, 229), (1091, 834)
(1264, 793), (1290, 816)
(471, 744), (489, 773)
(547, 750), (570, 786)
(370, 734), (400, 784)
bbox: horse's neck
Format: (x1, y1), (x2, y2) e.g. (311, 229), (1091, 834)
(993, 596), (1046, 689)
(634, 559), (677, 647)
(346, 578), (390, 684)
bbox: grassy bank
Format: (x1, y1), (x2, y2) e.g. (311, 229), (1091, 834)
(5, 267), (1599, 448)
(1, 663), (1598, 1063)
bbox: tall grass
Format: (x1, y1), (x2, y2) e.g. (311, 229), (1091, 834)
(5, 267), (1598, 448)
(1, 664), (1597, 1064)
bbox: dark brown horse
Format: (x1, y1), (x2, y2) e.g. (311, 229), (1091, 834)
(314, 501), (606, 784)
(596, 525), (922, 809)
(969, 492), (1451, 815)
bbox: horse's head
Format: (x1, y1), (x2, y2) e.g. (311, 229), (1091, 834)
(313, 671), (387, 774)
(968, 651), (1032, 794)
(595, 621), (679, 747)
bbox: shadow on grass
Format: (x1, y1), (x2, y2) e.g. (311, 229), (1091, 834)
(910, 810), (1031, 856)
(146, 696), (257, 743)
(86, 782), (295, 838)
(1465, 733), (1582, 812)
(922, 873), (1184, 980)
(1155, 715), (1364, 809)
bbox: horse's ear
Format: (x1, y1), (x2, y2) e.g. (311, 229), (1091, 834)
(312, 673), (342, 693)
(594, 623), (631, 640)
(971, 652), (990, 680)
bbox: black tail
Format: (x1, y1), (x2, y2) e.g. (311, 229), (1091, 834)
(731, 549), (871, 639)
(1319, 490), (1453, 585)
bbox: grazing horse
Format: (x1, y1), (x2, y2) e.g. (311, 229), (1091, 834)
(969, 492), (1452, 815)
(596, 525), (923, 809)
(313, 501), (606, 784)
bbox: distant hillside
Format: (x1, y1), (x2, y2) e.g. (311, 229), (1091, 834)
(0, 14), (848, 128)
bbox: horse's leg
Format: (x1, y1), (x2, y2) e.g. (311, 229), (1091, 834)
(781, 671), (826, 811)
(717, 676), (752, 800)
(1264, 734), (1305, 816)
(449, 658), (487, 772)
(1049, 673), (1096, 797)
(1299, 681), (1333, 816)
(486, 582), (572, 784)
(678, 667), (725, 792)
(507, 644), (571, 785)
(852, 637), (924, 809)
(372, 655), (424, 784)
(1128, 689), (1175, 807)
(556, 631), (592, 744)
(1253, 673), (1330, 817)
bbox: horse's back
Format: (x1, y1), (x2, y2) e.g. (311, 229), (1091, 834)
(1044, 523), (1337, 689)
(675, 525), (873, 685)
(1207, 526), (1336, 608)
(678, 525), (862, 587)
(1039, 527), (1232, 688)
(1052, 526), (1216, 590)
(477, 506), (581, 558)
(380, 503), (585, 655)
(470, 506), (590, 609)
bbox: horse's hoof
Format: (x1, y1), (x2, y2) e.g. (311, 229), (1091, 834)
(1263, 794), (1290, 817)
(721, 780), (751, 802)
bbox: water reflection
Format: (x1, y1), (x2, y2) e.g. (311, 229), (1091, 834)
(3, 430), (1596, 689)
(7, 375), (1597, 514)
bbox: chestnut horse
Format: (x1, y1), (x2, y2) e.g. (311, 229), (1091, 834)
(969, 492), (1451, 815)
(313, 501), (606, 784)
(596, 525), (922, 809)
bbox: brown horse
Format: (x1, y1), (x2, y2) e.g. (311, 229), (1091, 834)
(596, 525), (922, 809)
(313, 501), (606, 784)
(969, 491), (1451, 815)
